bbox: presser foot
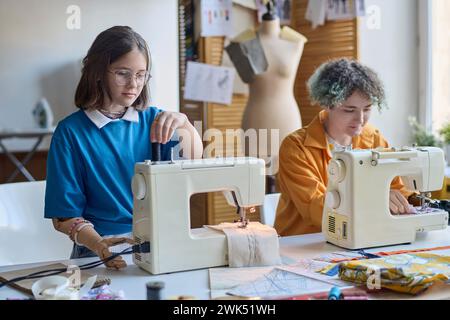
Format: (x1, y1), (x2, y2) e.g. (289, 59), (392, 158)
(234, 217), (250, 228)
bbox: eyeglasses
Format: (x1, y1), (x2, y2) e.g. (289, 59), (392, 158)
(108, 69), (152, 86)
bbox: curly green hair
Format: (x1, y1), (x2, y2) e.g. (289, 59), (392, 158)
(307, 58), (387, 111)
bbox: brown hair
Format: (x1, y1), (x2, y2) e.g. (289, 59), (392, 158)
(75, 26), (151, 111)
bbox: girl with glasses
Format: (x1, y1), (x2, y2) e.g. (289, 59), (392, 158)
(44, 26), (203, 269)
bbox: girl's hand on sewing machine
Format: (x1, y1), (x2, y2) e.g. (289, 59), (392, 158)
(151, 111), (188, 144)
(93, 237), (135, 270)
(389, 190), (415, 215)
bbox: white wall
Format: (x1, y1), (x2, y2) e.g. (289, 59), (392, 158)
(358, 0), (419, 147)
(0, 0), (179, 151)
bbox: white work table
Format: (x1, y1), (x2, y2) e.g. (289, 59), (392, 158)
(1, 228), (449, 300)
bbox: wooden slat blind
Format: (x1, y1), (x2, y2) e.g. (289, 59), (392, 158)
(200, 37), (258, 224)
(292, 0), (359, 125)
(179, 0), (359, 224)
(182, 35), (257, 224)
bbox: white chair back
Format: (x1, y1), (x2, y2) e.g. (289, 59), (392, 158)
(0, 181), (73, 266)
(260, 193), (281, 227)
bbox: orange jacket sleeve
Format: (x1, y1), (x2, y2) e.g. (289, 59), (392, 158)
(277, 136), (327, 230)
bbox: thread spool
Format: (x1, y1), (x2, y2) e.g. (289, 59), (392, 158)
(146, 281), (165, 300)
(152, 143), (161, 162)
(328, 287), (342, 300)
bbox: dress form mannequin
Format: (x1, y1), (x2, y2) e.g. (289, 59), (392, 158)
(241, 6), (307, 181)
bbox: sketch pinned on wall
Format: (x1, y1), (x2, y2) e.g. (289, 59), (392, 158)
(327, 0), (367, 20)
(200, 0), (233, 37)
(184, 61), (235, 105)
(305, 0), (367, 28)
(232, 0), (257, 10)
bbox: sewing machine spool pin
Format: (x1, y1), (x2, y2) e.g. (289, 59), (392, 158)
(169, 147), (175, 164)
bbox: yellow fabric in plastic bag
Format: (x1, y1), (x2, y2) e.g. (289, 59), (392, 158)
(337, 253), (450, 295)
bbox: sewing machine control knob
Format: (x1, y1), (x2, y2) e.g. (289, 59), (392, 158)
(325, 191), (341, 209)
(132, 174), (147, 200)
(328, 160), (346, 183)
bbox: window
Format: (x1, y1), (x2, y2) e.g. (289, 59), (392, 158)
(421, 0), (450, 134)
(431, 0), (450, 133)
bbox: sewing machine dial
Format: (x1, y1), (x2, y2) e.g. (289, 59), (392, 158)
(328, 159), (346, 183)
(325, 190), (341, 209)
(132, 173), (147, 200)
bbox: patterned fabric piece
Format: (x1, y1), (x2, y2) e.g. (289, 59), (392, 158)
(337, 253), (450, 295)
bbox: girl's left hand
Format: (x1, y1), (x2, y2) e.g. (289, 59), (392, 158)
(389, 189), (415, 215)
(150, 111), (188, 144)
(94, 237), (135, 270)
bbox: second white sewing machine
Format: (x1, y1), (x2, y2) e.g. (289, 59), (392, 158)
(323, 147), (448, 250)
(131, 157), (266, 274)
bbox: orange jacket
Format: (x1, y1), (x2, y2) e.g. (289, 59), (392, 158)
(274, 110), (414, 236)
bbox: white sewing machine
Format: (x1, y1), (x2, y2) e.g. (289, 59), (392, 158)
(322, 147), (448, 250)
(131, 157), (266, 274)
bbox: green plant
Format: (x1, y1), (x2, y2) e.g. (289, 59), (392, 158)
(408, 117), (441, 147)
(439, 122), (450, 144)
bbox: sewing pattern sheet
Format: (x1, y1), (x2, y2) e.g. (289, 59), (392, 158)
(209, 257), (348, 298)
(279, 259), (350, 287)
(228, 268), (335, 298)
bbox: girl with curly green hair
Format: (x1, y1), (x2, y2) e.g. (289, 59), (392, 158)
(274, 58), (416, 237)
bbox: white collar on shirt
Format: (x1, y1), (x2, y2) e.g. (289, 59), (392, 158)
(84, 107), (139, 129)
(326, 133), (353, 152)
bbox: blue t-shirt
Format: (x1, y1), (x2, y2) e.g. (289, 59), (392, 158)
(44, 107), (179, 236)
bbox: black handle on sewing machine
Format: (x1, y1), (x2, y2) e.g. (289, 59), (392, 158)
(152, 143), (161, 162)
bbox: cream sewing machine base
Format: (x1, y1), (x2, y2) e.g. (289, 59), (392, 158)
(131, 157), (266, 274)
(323, 147), (448, 250)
